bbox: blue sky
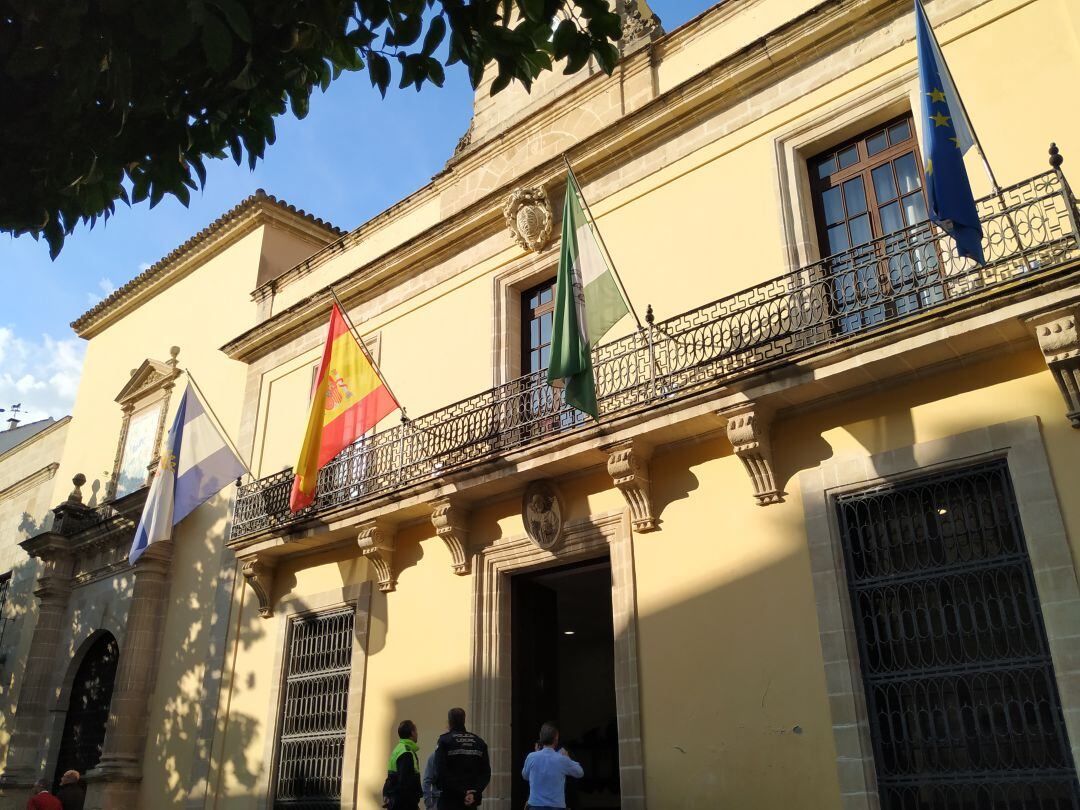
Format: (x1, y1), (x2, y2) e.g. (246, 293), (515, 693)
(0, 1), (716, 423)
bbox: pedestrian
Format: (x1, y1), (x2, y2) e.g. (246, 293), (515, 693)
(521, 722), (583, 810)
(382, 720), (423, 810)
(421, 747), (440, 810)
(432, 707), (490, 809)
(26, 780), (61, 810)
(55, 771), (86, 810)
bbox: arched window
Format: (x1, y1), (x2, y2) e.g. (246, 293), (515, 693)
(53, 632), (119, 786)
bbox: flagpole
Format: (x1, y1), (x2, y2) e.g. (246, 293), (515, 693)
(184, 370), (255, 480)
(916, 0), (1031, 269)
(327, 287), (410, 421)
(562, 156), (645, 330)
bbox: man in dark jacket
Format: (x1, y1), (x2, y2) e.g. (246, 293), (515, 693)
(55, 771), (85, 810)
(384, 720), (424, 809)
(432, 708), (490, 809)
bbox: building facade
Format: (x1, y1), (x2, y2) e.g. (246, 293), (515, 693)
(3, 0), (1080, 807)
(0, 416), (69, 779)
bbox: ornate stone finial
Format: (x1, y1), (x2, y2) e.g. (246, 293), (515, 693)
(241, 557), (277, 619)
(646, 304), (654, 325)
(605, 440), (660, 533)
(522, 480), (565, 550)
(453, 120), (474, 157)
(722, 404), (786, 506)
(68, 473), (86, 504)
(167, 346), (181, 368)
(130, 368), (138, 377)
(503, 187), (554, 253)
(1027, 306), (1080, 428)
(358, 519), (397, 592)
(1050, 143), (1063, 169)
(621, 0), (662, 45)
(431, 498), (471, 575)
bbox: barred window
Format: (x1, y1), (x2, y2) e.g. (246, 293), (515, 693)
(835, 461), (1080, 808)
(274, 608), (355, 810)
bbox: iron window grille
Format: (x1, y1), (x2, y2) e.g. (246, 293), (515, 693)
(835, 460), (1080, 809)
(274, 608), (355, 810)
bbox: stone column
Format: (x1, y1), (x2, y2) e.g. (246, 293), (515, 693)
(0, 540), (74, 791)
(84, 540), (173, 809)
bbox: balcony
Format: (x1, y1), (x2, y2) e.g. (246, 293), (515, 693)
(231, 154), (1080, 542)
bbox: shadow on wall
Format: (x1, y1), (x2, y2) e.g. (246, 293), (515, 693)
(139, 491), (270, 807)
(0, 484), (272, 808)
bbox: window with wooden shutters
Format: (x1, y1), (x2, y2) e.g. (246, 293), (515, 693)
(274, 609), (354, 810)
(810, 114), (945, 334)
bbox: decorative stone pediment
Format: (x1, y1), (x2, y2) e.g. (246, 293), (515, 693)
(503, 187), (554, 253)
(107, 347), (182, 501)
(115, 347), (181, 407)
(358, 518), (397, 592)
(722, 403), (786, 506)
(605, 439), (661, 533)
(431, 497), (471, 575)
(522, 480), (565, 550)
(1028, 305), (1080, 428)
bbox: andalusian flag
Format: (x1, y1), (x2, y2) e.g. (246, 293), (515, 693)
(290, 304), (398, 511)
(546, 171), (630, 419)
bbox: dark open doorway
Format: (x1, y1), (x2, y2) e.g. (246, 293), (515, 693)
(53, 631), (119, 788)
(511, 559), (620, 810)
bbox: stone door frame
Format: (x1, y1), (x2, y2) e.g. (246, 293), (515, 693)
(469, 509), (646, 809)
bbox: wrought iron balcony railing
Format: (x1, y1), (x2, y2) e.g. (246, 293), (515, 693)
(231, 156), (1080, 540)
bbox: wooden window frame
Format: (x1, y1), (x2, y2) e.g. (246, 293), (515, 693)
(808, 114), (929, 249)
(520, 277), (557, 377)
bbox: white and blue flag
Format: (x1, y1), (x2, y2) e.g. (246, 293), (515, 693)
(129, 385), (246, 564)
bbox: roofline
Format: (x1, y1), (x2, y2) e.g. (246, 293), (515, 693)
(0, 416), (71, 466)
(222, 0), (902, 362)
(71, 191), (345, 339)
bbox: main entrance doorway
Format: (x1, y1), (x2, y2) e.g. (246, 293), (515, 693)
(511, 560), (620, 810)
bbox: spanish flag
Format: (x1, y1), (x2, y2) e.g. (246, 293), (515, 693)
(289, 304), (398, 511)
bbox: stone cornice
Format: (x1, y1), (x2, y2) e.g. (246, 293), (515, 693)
(224, 0), (910, 363)
(72, 192), (344, 339)
(0, 463), (59, 505)
(0, 415), (70, 466)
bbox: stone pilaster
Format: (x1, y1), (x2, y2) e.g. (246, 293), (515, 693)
(1028, 306), (1080, 428)
(240, 555), (278, 618)
(722, 403), (786, 506)
(430, 498), (471, 575)
(358, 519), (396, 592)
(0, 538), (74, 791)
(604, 440), (661, 533)
(84, 541), (174, 809)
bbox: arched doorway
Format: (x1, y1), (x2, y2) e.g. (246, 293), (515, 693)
(53, 632), (119, 787)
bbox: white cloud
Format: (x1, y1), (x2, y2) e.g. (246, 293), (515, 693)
(85, 276), (117, 306)
(0, 326), (85, 421)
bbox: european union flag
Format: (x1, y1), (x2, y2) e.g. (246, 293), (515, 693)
(129, 385), (246, 564)
(915, 0), (985, 264)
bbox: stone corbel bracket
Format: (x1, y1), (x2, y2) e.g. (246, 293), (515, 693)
(358, 518), (397, 592)
(605, 439), (661, 533)
(1028, 306), (1080, 428)
(240, 555), (277, 619)
(722, 403), (786, 506)
(431, 497), (471, 575)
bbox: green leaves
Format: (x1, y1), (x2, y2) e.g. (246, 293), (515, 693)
(0, 0), (626, 256)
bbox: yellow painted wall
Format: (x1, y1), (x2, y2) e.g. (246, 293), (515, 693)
(89, 0), (1080, 805)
